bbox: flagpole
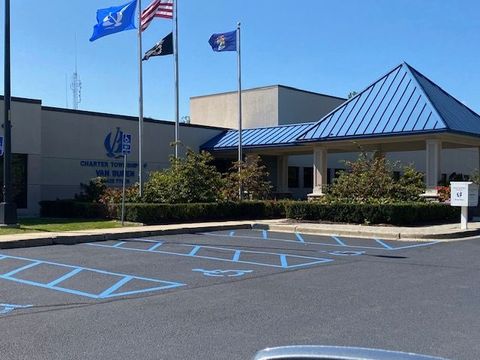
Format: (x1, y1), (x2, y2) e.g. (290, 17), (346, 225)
(237, 22), (243, 201)
(137, 0), (144, 196)
(173, 0), (180, 158)
(1, 0), (17, 225)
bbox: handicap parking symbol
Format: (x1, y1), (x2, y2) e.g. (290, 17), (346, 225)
(327, 250), (365, 256)
(192, 269), (253, 277)
(0, 303), (33, 315)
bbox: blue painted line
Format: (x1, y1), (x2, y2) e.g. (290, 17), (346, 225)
(229, 231), (235, 237)
(148, 242), (164, 251)
(374, 238), (394, 250)
(46, 268), (83, 287)
(390, 241), (440, 251)
(98, 276), (133, 298)
(295, 232), (305, 243)
(262, 230), (268, 239)
(280, 255), (288, 268)
(112, 241), (126, 248)
(0, 253), (185, 299)
(189, 246), (201, 256)
(232, 250), (241, 262)
(2, 261), (41, 277)
(201, 232), (392, 250)
(86, 243), (333, 269)
(0, 304), (33, 315)
(331, 235), (346, 246)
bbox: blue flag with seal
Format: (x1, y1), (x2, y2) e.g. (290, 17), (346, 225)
(208, 30), (237, 52)
(90, 0), (138, 42)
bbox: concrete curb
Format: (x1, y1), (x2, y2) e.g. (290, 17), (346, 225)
(252, 223), (480, 241)
(0, 223), (253, 250)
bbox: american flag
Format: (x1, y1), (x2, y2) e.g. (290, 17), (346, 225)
(141, 0), (173, 32)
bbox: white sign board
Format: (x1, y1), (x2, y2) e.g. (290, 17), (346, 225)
(450, 181), (479, 207)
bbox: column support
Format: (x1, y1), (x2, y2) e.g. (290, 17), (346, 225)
(276, 155), (289, 193)
(420, 139), (441, 200)
(308, 146), (327, 200)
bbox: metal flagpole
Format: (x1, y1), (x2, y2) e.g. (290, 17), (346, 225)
(1, 0), (17, 225)
(137, 0), (144, 196)
(237, 22), (243, 200)
(173, 0), (180, 158)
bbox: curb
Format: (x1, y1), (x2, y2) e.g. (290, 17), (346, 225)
(0, 223), (253, 250)
(252, 223), (480, 241)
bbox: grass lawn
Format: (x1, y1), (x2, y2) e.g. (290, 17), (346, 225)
(0, 218), (140, 236)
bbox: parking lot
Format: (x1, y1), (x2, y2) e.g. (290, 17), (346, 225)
(1, 229), (479, 359)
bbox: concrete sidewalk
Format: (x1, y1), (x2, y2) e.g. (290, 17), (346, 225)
(1, 219), (479, 250)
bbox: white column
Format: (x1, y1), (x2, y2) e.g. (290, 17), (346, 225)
(308, 146), (327, 199)
(276, 155), (289, 193)
(424, 139), (442, 197)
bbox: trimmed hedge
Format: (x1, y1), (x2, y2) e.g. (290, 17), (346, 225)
(285, 202), (460, 225)
(39, 199), (460, 226)
(39, 200), (108, 219)
(39, 200), (287, 224)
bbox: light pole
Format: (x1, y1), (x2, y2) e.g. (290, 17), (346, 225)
(1, 0), (18, 225)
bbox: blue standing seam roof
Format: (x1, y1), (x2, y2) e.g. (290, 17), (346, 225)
(201, 122), (312, 150)
(201, 62), (480, 151)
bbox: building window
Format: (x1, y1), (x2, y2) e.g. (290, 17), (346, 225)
(0, 154), (28, 209)
(288, 166), (299, 188)
(303, 167), (313, 188)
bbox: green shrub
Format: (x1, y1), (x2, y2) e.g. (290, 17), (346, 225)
(143, 150), (224, 203)
(285, 202), (459, 225)
(75, 177), (107, 202)
(222, 154), (272, 201)
(39, 200), (108, 219)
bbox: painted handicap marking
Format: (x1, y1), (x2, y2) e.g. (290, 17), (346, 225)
(327, 250), (365, 256)
(192, 269), (253, 277)
(0, 303), (33, 315)
(202, 231), (439, 251)
(87, 241), (334, 269)
(0, 253), (185, 300)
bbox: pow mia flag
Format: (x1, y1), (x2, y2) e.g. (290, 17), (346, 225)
(143, 32), (173, 60)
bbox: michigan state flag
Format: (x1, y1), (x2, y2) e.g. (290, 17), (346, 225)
(208, 30), (237, 52)
(90, 0), (138, 42)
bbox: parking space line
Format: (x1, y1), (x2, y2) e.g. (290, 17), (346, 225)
(331, 235), (346, 246)
(46, 268), (83, 287)
(201, 231), (439, 251)
(0, 253), (185, 299)
(86, 242), (333, 269)
(295, 232), (305, 243)
(374, 238), (394, 250)
(3, 261), (42, 277)
(148, 242), (164, 251)
(229, 231), (235, 237)
(262, 230), (268, 239)
(112, 242), (127, 248)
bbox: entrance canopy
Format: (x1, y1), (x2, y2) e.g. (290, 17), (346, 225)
(201, 62), (480, 153)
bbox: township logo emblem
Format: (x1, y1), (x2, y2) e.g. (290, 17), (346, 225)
(215, 35), (226, 51)
(104, 127), (124, 158)
(102, 3), (129, 29)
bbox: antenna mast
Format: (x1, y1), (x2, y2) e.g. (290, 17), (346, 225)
(70, 35), (82, 110)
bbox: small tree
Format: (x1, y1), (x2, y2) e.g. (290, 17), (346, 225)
(75, 177), (107, 202)
(143, 149), (224, 203)
(328, 152), (425, 203)
(222, 154), (272, 201)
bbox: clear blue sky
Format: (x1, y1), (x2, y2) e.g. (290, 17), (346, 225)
(1, 0), (480, 121)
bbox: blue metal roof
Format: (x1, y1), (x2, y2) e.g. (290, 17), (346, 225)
(201, 122), (312, 151)
(202, 63), (480, 151)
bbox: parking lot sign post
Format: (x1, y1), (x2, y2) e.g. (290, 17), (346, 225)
(121, 134), (132, 226)
(450, 181), (479, 230)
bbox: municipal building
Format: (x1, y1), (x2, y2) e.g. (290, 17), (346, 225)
(2, 62), (480, 216)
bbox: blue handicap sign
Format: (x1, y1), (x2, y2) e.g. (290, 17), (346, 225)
(122, 133), (131, 155)
(192, 269), (253, 277)
(0, 136), (4, 156)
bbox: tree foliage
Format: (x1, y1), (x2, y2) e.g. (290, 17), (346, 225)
(327, 152), (425, 203)
(222, 154), (272, 201)
(142, 150), (224, 203)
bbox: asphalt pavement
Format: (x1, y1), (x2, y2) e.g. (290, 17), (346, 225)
(0, 229), (479, 360)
